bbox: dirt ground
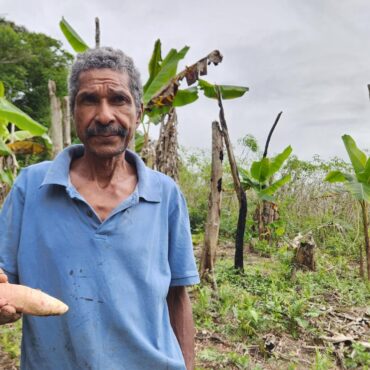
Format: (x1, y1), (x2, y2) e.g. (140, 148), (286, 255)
(193, 243), (370, 369)
(0, 348), (18, 370)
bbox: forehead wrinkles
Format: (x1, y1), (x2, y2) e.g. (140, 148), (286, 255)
(78, 70), (129, 91)
(79, 78), (126, 90)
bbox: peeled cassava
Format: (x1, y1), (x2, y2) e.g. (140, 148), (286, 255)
(0, 283), (69, 316)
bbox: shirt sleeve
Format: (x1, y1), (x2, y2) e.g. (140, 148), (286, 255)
(168, 187), (200, 287)
(0, 181), (25, 284)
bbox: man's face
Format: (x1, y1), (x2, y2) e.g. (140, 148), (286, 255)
(74, 68), (141, 158)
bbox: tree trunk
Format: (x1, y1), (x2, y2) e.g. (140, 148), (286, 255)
(200, 121), (223, 287)
(141, 137), (156, 169)
(234, 194), (247, 270)
(253, 201), (279, 241)
(216, 88), (246, 270)
(359, 239), (365, 279)
(48, 80), (63, 158)
(61, 97), (71, 148)
(155, 108), (179, 181)
(360, 201), (370, 280)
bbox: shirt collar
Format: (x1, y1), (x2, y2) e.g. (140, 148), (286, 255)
(40, 144), (161, 202)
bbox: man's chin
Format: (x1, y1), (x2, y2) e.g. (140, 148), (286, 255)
(84, 143), (128, 159)
(82, 136), (130, 158)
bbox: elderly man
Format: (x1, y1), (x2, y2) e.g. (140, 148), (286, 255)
(0, 47), (199, 370)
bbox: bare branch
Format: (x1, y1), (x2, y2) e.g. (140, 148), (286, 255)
(263, 111), (283, 158)
(95, 17), (100, 48)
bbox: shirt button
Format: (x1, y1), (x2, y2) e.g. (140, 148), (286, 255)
(87, 210), (94, 218)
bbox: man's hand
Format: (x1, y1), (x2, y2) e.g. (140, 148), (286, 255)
(0, 269), (21, 325)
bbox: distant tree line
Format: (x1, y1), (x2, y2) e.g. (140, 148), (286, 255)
(0, 18), (72, 127)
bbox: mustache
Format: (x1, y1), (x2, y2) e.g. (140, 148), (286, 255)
(86, 124), (128, 138)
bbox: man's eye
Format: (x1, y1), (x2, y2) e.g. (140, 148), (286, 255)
(81, 95), (98, 104)
(111, 95), (129, 104)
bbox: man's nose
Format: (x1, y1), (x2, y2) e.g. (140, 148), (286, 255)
(95, 100), (115, 125)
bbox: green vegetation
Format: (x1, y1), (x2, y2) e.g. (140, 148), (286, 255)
(326, 134), (370, 280)
(0, 18), (72, 126)
(180, 143), (370, 369)
(0, 320), (21, 360)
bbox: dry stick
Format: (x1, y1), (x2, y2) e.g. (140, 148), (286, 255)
(95, 17), (100, 48)
(257, 111), (283, 241)
(263, 111), (283, 158)
(216, 86), (247, 270)
(200, 121), (223, 289)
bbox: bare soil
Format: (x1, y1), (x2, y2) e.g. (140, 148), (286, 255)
(193, 242), (370, 369)
(0, 347), (18, 370)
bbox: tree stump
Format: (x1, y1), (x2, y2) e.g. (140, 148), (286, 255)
(291, 232), (316, 279)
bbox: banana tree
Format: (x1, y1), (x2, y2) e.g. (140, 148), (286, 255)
(0, 81), (48, 200)
(240, 144), (292, 240)
(238, 112), (291, 242)
(325, 134), (370, 280)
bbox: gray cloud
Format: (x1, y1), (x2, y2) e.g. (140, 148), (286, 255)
(2, 0), (370, 161)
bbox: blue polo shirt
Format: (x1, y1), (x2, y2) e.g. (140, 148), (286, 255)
(0, 145), (199, 370)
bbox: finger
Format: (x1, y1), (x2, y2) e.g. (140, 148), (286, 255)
(13, 313), (22, 321)
(0, 270), (8, 284)
(0, 298), (9, 307)
(1, 304), (17, 315)
(0, 312), (20, 325)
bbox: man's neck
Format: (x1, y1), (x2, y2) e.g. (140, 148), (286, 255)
(70, 150), (135, 189)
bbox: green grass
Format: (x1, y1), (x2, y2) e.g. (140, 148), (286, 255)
(0, 319), (22, 360)
(193, 246), (370, 368)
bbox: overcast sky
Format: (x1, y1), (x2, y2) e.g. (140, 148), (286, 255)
(2, 0), (370, 161)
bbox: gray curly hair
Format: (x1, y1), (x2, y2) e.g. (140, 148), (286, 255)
(69, 47), (143, 113)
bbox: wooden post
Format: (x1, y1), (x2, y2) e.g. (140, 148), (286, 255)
(200, 121), (223, 287)
(216, 87), (247, 270)
(48, 80), (63, 158)
(360, 201), (370, 280)
(61, 97), (71, 148)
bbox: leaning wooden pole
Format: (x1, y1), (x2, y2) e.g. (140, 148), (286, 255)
(216, 87), (247, 270)
(48, 80), (63, 158)
(200, 121), (224, 287)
